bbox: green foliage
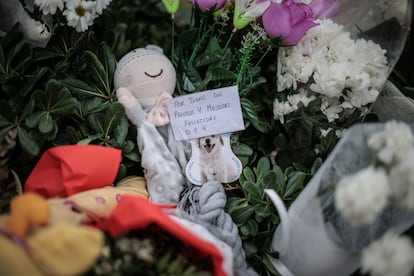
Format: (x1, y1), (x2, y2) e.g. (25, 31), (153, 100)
(0, 26), (139, 182)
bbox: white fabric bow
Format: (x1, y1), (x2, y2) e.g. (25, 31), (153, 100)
(147, 91), (172, 126)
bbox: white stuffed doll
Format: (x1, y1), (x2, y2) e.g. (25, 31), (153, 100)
(115, 45), (191, 205)
(0, 0), (51, 47)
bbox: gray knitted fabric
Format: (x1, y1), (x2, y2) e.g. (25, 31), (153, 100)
(372, 80), (414, 122)
(179, 182), (258, 276)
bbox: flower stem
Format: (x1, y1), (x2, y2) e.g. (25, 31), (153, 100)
(171, 14), (175, 62)
(254, 45), (271, 68)
(223, 29), (235, 52)
(188, 19), (216, 66)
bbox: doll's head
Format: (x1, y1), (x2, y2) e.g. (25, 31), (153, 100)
(114, 45), (176, 108)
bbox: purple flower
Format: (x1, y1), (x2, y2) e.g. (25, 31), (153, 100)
(309, 0), (340, 19)
(262, 0), (318, 45)
(192, 0), (228, 12)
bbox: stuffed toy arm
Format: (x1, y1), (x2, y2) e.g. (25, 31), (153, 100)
(116, 87), (147, 127)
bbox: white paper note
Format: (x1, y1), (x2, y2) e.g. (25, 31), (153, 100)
(167, 86), (245, 141)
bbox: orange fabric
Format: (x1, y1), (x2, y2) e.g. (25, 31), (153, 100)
(24, 145), (121, 198)
(4, 193), (50, 237)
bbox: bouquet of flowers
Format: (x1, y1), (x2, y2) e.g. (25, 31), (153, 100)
(0, 0), (412, 275)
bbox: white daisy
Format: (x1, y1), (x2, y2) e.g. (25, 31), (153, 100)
(334, 167), (390, 225)
(63, 0), (96, 32)
(362, 232), (414, 276)
(34, 0), (65, 15)
(91, 0), (112, 15)
(273, 99), (296, 124)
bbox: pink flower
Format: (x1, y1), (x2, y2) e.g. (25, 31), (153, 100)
(192, 0), (228, 12)
(309, 0), (340, 19)
(262, 0), (318, 45)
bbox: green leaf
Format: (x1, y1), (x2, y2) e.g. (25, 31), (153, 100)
(17, 127), (40, 156)
(177, 29), (198, 49)
(0, 100), (16, 122)
(20, 99), (35, 121)
(21, 67), (48, 97)
(240, 219), (259, 236)
(262, 254), (281, 276)
(226, 197), (246, 210)
(284, 171), (307, 198)
(255, 157), (270, 182)
(311, 157), (323, 175)
(242, 180), (262, 201)
(123, 149), (140, 162)
(230, 204), (255, 224)
(232, 143), (253, 157)
(242, 167), (255, 183)
(63, 78), (105, 99)
(241, 98), (269, 133)
(271, 166), (286, 194)
(104, 102), (125, 135)
(88, 113), (105, 134)
(38, 112), (54, 133)
(263, 171), (276, 189)
(182, 65), (203, 92)
(32, 79), (77, 116)
(254, 204), (272, 218)
(75, 97), (109, 117)
(84, 50), (108, 91)
(114, 116), (129, 144)
(122, 140), (135, 153)
(206, 67), (237, 82)
(25, 112), (43, 128)
(97, 42), (117, 88)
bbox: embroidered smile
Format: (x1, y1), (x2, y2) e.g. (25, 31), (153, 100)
(145, 69), (163, 78)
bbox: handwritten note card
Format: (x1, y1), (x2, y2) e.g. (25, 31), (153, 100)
(167, 86), (245, 141)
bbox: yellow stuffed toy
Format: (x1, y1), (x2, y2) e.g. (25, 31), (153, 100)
(0, 193), (104, 276)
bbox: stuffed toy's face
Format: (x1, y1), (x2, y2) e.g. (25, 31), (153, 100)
(117, 54), (176, 107)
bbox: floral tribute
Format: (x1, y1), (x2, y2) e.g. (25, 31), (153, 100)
(0, 0), (410, 275)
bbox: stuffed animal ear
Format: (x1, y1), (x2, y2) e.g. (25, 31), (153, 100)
(28, 223), (104, 276)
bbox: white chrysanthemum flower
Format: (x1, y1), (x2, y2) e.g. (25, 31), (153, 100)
(91, 0), (112, 15)
(320, 128), (332, 138)
(362, 232), (414, 276)
(335, 167), (390, 225)
(276, 18), (387, 123)
(287, 90), (316, 109)
(389, 148), (414, 211)
(34, 0), (64, 15)
(273, 99), (296, 124)
(63, 0), (96, 32)
(367, 121), (414, 164)
(320, 99), (342, 122)
(273, 89), (315, 124)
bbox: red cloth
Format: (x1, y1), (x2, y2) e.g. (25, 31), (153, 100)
(96, 195), (226, 276)
(24, 145), (121, 198)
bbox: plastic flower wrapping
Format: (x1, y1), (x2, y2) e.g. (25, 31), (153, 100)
(0, 0), (413, 275)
